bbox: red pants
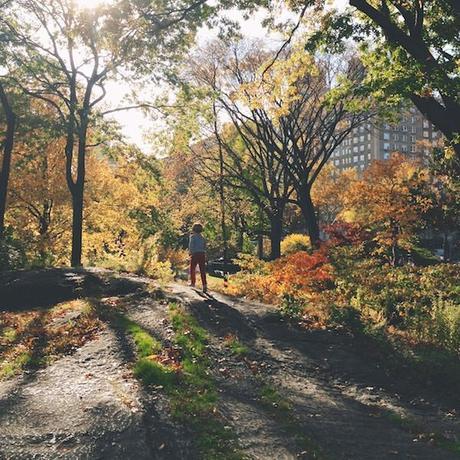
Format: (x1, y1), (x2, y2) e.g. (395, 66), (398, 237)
(190, 252), (207, 287)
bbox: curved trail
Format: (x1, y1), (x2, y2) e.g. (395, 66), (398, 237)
(0, 274), (458, 459)
(169, 284), (459, 460)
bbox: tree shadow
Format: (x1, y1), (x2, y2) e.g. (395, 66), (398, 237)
(0, 268), (146, 311)
(183, 290), (460, 410)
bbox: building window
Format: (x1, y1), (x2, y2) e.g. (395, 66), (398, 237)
(360, 154), (365, 161)
(411, 126), (417, 133)
(393, 134), (399, 141)
(334, 160), (340, 166)
(383, 132), (390, 140)
(360, 135), (365, 142)
(411, 116), (417, 123)
(402, 145), (408, 152)
(360, 145), (365, 151)
(402, 115), (408, 122)
(394, 144), (399, 151)
(353, 146), (358, 153)
(411, 135), (416, 143)
(384, 152), (390, 159)
(384, 142), (390, 150)
(423, 120), (429, 128)
(402, 135), (407, 142)
(402, 125), (408, 132)
(353, 155), (358, 163)
(423, 130), (429, 138)
(353, 137), (358, 144)
(411, 144), (417, 153)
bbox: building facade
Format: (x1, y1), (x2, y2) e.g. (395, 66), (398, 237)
(331, 107), (440, 171)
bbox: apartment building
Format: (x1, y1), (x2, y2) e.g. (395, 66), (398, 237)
(331, 107), (440, 171)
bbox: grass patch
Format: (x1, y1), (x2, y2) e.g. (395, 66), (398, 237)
(438, 439), (460, 455)
(2, 327), (18, 343)
(114, 314), (177, 388)
(117, 315), (162, 357)
(259, 384), (293, 412)
(133, 357), (176, 387)
(116, 304), (244, 458)
(386, 411), (460, 454)
(0, 351), (32, 379)
(167, 303), (246, 459)
(223, 334), (249, 357)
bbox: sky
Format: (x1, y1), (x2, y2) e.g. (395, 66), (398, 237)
(108, 0), (349, 153)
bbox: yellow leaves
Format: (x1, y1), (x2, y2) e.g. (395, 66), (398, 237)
(340, 209), (357, 223)
(444, 145), (455, 160)
(233, 47), (318, 121)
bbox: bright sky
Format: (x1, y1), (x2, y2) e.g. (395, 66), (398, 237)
(109, 0), (349, 153)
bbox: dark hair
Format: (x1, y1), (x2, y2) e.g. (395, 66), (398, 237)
(192, 223), (203, 233)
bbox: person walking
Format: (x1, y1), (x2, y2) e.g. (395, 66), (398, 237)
(189, 223), (207, 292)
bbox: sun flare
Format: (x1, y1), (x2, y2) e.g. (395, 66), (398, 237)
(74, 0), (110, 10)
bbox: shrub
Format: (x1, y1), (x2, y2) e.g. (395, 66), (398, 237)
(235, 253), (270, 275)
(270, 250), (334, 295)
(280, 233), (311, 255)
(0, 229), (27, 271)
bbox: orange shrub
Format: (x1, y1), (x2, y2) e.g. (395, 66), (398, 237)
(270, 250), (334, 296)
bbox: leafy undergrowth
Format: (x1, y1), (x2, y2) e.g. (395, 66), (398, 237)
(117, 301), (246, 459)
(0, 299), (103, 380)
(209, 250), (460, 401)
(328, 309), (460, 398)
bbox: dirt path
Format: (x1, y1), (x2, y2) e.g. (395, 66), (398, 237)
(168, 284), (460, 460)
(1, 274), (459, 459)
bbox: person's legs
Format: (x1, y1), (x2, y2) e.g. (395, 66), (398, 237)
(197, 253), (207, 290)
(190, 254), (198, 286)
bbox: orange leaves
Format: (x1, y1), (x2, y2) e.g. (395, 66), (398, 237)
(221, 249), (336, 306)
(270, 250), (334, 295)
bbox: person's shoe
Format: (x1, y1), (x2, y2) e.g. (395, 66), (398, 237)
(203, 285), (208, 293)
(189, 283), (196, 288)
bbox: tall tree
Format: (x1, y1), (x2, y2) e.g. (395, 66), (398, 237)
(0, 81), (16, 242)
(252, 52), (374, 245)
(2, 0), (238, 266)
(303, 0), (460, 162)
(188, 41), (296, 259)
(189, 40), (373, 247)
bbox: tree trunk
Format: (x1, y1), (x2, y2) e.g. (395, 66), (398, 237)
(269, 213), (283, 260)
(410, 94), (460, 162)
(218, 133), (229, 261)
(443, 231), (450, 262)
(70, 120), (87, 268)
(0, 84), (16, 241)
(71, 189), (84, 267)
(257, 233), (264, 259)
(298, 191), (321, 248)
